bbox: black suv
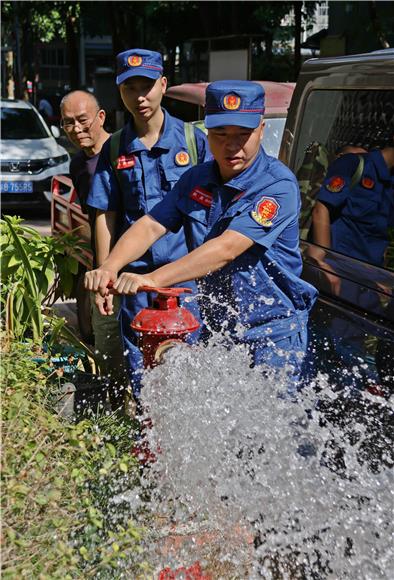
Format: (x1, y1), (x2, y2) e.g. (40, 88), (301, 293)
(280, 49), (394, 394)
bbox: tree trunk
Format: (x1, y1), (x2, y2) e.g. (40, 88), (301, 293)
(368, 1), (390, 49)
(6, 51), (15, 99)
(294, 1), (302, 81)
(65, 5), (80, 90)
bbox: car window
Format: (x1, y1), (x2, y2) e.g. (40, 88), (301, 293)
(162, 96), (202, 122)
(262, 117), (286, 158)
(293, 89), (394, 272)
(1, 107), (49, 140)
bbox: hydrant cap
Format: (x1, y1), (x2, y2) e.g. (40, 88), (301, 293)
(130, 287), (200, 336)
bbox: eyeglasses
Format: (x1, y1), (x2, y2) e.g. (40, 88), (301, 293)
(61, 110), (99, 133)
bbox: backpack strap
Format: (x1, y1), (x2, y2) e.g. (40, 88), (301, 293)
(350, 155), (365, 190)
(184, 122), (198, 166)
(109, 129), (123, 173)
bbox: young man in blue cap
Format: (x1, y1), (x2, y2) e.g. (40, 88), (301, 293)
(86, 80), (317, 387)
(87, 48), (209, 399)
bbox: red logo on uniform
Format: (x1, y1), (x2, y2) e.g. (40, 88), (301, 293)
(223, 94), (241, 110)
(326, 176), (345, 193)
(189, 187), (213, 208)
(116, 154), (135, 169)
(251, 197), (280, 227)
(128, 55), (143, 67)
(361, 176), (375, 189)
(175, 151), (190, 166)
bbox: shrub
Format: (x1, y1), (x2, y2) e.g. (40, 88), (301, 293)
(1, 340), (149, 578)
(0, 215), (82, 345)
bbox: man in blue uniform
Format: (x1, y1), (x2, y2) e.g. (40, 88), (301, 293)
(86, 80), (317, 387)
(310, 144), (394, 389)
(87, 48), (209, 396)
(312, 145), (394, 268)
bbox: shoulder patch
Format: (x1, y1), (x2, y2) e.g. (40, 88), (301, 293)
(251, 197), (280, 227)
(361, 176), (375, 189)
(326, 176), (345, 193)
(116, 154), (135, 170)
(189, 187), (212, 208)
(175, 151), (190, 166)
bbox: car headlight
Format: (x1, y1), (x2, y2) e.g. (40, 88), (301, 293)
(47, 154), (69, 167)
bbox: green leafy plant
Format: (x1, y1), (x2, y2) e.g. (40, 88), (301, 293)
(1, 215), (81, 345)
(1, 340), (148, 578)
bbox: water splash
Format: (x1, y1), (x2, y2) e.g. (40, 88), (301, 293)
(131, 336), (393, 579)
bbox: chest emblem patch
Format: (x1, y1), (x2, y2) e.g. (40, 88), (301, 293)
(175, 151), (190, 166)
(189, 187), (213, 208)
(116, 154), (135, 169)
(223, 94), (241, 110)
(128, 55), (142, 67)
(361, 176), (375, 189)
(251, 197), (280, 227)
(326, 175), (345, 193)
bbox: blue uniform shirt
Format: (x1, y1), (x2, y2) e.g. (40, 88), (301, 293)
(87, 109), (209, 393)
(150, 147), (317, 344)
(317, 150), (394, 267)
(87, 109), (210, 272)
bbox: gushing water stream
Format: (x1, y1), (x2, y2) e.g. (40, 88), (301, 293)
(114, 335), (393, 578)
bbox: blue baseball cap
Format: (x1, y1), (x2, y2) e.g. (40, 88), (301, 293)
(116, 48), (163, 85)
(205, 80), (265, 129)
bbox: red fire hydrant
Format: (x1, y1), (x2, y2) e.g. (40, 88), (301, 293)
(130, 286), (200, 368)
(130, 288), (210, 578)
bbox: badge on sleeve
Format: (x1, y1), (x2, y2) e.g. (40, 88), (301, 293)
(116, 154), (135, 169)
(251, 197), (280, 227)
(175, 151), (190, 166)
(326, 176), (345, 193)
(189, 187), (213, 208)
(361, 176), (375, 189)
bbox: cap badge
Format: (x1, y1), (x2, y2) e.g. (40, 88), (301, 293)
(223, 94), (241, 111)
(128, 55), (143, 67)
(326, 176), (345, 193)
(251, 197), (280, 227)
(175, 151), (190, 166)
(361, 176), (374, 189)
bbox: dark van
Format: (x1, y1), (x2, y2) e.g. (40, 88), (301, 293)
(280, 49), (394, 394)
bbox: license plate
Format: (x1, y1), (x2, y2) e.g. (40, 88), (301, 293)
(0, 181), (34, 193)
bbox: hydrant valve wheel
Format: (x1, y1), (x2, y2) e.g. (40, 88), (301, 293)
(140, 285), (193, 296)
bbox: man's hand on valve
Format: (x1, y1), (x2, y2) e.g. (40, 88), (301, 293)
(84, 267), (117, 295)
(113, 273), (157, 295)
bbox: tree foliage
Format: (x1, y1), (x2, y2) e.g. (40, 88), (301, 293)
(1, 0), (321, 89)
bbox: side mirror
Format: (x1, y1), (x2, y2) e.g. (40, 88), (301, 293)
(51, 125), (60, 139)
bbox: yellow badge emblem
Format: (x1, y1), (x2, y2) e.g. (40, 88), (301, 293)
(223, 94), (241, 110)
(251, 197), (280, 227)
(175, 151), (190, 166)
(128, 55), (143, 67)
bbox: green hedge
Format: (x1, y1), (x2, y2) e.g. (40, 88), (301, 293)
(1, 341), (150, 578)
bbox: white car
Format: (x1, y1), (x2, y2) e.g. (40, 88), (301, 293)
(0, 98), (70, 211)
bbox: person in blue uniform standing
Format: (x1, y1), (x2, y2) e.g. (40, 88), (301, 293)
(312, 144), (394, 269)
(86, 80), (317, 388)
(87, 48), (209, 397)
(309, 144), (394, 390)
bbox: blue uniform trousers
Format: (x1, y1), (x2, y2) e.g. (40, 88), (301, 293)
(248, 311), (309, 396)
